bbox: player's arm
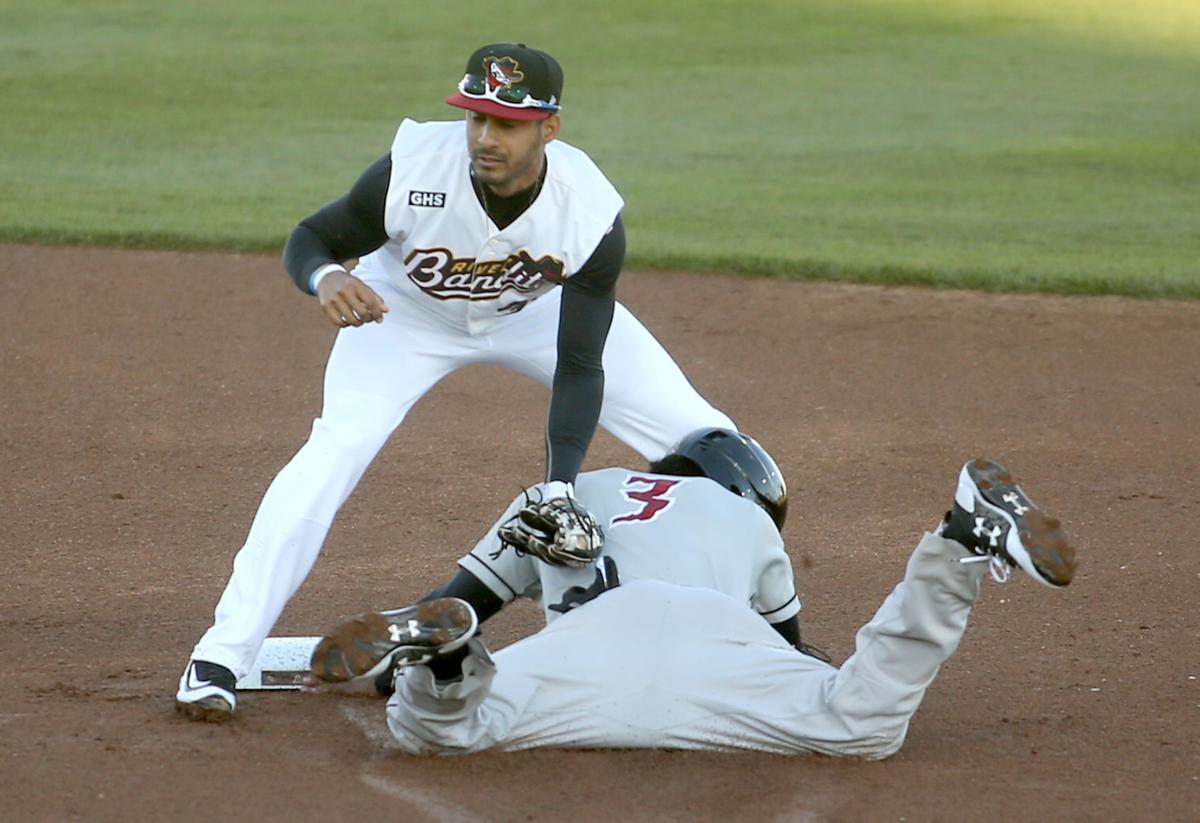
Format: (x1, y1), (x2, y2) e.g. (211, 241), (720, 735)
(770, 614), (801, 646)
(417, 568), (504, 623)
(429, 489), (544, 617)
(765, 596), (829, 660)
(543, 215), (625, 485)
(282, 153), (393, 328)
(749, 519), (822, 655)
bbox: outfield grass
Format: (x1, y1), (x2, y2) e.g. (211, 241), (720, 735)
(1, 0), (1197, 297)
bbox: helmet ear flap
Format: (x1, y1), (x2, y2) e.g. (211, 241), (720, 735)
(661, 428), (787, 530)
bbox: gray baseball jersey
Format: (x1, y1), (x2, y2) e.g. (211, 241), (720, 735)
(460, 468), (801, 626)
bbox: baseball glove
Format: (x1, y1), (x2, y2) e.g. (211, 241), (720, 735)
(498, 491), (604, 568)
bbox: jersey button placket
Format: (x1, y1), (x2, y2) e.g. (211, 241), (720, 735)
(468, 240), (497, 335)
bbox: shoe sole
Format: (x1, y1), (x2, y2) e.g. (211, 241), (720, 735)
(957, 458), (1077, 587)
(175, 695), (234, 723)
(309, 598), (478, 683)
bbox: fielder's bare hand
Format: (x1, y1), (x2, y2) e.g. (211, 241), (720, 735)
(317, 270), (389, 328)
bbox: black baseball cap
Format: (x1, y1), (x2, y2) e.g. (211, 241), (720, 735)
(446, 43), (563, 121)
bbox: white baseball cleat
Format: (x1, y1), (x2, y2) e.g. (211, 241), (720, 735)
(941, 458), (1077, 587)
(309, 598), (478, 683)
(175, 660), (238, 722)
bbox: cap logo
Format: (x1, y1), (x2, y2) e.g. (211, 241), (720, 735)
(483, 56), (524, 91)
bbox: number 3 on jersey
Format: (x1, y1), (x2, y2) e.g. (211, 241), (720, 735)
(610, 476), (680, 527)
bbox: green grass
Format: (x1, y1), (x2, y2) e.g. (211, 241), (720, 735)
(2, 0), (1198, 297)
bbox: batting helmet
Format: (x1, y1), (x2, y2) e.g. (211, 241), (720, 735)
(661, 428), (788, 530)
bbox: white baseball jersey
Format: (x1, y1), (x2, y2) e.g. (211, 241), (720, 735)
(354, 119), (624, 335)
(459, 468), (801, 626)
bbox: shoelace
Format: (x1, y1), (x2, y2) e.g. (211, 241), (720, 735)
(937, 517), (1013, 583)
(959, 553), (1011, 583)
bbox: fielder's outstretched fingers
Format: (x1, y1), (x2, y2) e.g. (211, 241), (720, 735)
(322, 302), (346, 327)
(339, 297), (367, 327)
(350, 283), (389, 323)
(320, 290), (351, 327)
(346, 295), (377, 325)
(317, 272), (386, 327)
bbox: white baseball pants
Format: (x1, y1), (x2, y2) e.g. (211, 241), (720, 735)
(191, 278), (733, 676)
(386, 532), (988, 758)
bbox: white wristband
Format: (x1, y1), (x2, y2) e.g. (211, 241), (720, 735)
(542, 480), (574, 501)
(309, 263), (348, 293)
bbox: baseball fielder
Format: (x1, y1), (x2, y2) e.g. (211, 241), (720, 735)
(176, 43), (733, 721)
(311, 442), (1078, 757)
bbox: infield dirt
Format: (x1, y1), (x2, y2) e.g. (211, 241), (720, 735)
(2, 244), (1198, 822)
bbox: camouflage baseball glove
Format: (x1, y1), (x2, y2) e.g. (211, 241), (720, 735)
(497, 484), (604, 568)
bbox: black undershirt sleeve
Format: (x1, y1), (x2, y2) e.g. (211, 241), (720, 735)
(418, 567), (505, 624)
(771, 614), (801, 646)
(545, 215), (625, 483)
(282, 153), (392, 293)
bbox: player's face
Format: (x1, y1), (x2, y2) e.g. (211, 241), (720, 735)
(466, 111), (560, 196)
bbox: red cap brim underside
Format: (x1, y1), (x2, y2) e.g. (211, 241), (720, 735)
(445, 93), (552, 121)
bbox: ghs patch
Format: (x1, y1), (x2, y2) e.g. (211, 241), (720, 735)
(409, 190), (446, 208)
